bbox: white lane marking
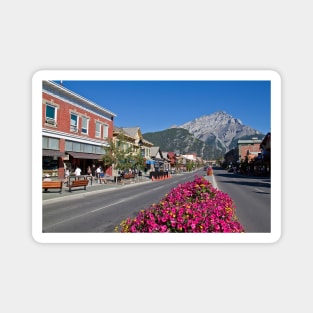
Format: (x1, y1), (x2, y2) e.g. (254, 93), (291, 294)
(254, 188), (264, 193)
(44, 186), (166, 229)
(45, 196), (136, 229)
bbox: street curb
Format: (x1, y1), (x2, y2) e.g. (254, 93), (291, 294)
(42, 179), (153, 204)
(43, 172), (219, 204)
(203, 174), (218, 190)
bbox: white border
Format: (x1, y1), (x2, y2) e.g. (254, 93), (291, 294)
(32, 70), (281, 244)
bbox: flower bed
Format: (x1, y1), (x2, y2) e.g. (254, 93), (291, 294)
(115, 176), (245, 233)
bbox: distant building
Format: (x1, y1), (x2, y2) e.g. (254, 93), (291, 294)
(237, 138), (262, 163)
(150, 146), (164, 172)
(112, 126), (154, 176)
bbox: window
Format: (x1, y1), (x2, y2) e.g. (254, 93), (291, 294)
(43, 136), (59, 150)
(103, 124), (108, 139)
(95, 146), (103, 154)
(70, 114), (78, 132)
(45, 104), (57, 125)
(84, 144), (93, 153)
(81, 116), (88, 134)
(73, 142), (81, 152)
(95, 122), (101, 138)
(65, 140), (103, 154)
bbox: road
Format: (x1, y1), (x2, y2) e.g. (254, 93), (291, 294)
(213, 167), (271, 232)
(43, 169), (205, 233)
(43, 167), (271, 233)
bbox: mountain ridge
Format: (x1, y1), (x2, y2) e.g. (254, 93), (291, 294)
(143, 111), (265, 160)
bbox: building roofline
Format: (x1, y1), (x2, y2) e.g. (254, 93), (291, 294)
(43, 80), (117, 118)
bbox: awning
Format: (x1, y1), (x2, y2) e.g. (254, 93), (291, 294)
(67, 152), (104, 160)
(146, 160), (156, 165)
(42, 149), (66, 157)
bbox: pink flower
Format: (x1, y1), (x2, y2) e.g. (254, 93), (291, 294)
(115, 176), (245, 233)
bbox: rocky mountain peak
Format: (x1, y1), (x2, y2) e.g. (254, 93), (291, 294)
(144, 111), (264, 160)
(177, 111), (261, 152)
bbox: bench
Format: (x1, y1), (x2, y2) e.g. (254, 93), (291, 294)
(68, 179), (89, 192)
(42, 181), (63, 193)
(123, 173), (135, 179)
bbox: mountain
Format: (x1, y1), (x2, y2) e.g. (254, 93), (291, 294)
(143, 128), (224, 159)
(143, 111), (265, 160)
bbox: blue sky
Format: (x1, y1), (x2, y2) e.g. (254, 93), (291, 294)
(54, 80), (271, 135)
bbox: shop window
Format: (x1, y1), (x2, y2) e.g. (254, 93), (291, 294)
(65, 140), (103, 155)
(73, 142), (81, 152)
(43, 136), (59, 150)
(83, 143), (92, 153)
(42, 156), (59, 177)
(65, 140), (73, 151)
(95, 146), (103, 154)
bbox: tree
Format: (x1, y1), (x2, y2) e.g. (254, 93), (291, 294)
(186, 159), (193, 172)
(131, 150), (146, 172)
(102, 133), (132, 183)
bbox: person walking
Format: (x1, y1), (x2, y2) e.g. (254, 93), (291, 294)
(64, 168), (70, 186)
(75, 166), (82, 176)
(96, 166), (101, 183)
(99, 169), (107, 184)
(86, 166), (93, 184)
(91, 164), (96, 181)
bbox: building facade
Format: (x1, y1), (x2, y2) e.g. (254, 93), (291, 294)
(237, 138), (262, 163)
(42, 81), (116, 178)
(112, 126), (154, 176)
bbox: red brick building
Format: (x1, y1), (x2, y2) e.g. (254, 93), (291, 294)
(237, 138), (262, 163)
(42, 81), (116, 178)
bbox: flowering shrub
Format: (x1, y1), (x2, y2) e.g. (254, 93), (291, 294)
(115, 176), (245, 233)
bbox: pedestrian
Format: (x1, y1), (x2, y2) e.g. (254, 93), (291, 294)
(96, 166), (101, 183)
(99, 169), (107, 184)
(64, 168), (70, 186)
(86, 165), (93, 184)
(87, 166), (92, 175)
(75, 166), (82, 176)
(91, 164), (96, 181)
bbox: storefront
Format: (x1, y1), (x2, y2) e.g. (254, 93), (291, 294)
(144, 159), (155, 174)
(66, 152), (105, 175)
(42, 150), (105, 178)
(42, 149), (65, 177)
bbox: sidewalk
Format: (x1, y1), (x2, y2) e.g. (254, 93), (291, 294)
(42, 176), (151, 202)
(42, 173), (219, 203)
